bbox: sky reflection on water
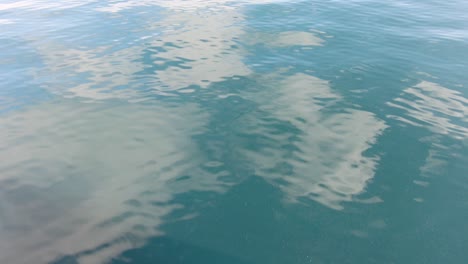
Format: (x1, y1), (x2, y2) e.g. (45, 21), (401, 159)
(1, 0), (467, 263)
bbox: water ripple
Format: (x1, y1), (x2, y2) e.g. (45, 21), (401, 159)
(1, 0), (468, 263)
(240, 73), (387, 210)
(388, 80), (468, 139)
(0, 100), (220, 264)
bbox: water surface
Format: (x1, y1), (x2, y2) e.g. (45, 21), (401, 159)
(1, 1), (467, 263)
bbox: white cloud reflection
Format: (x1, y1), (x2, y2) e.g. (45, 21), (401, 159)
(0, 1), (388, 263)
(0, 19), (14, 24)
(35, 45), (143, 100)
(245, 31), (325, 47)
(145, 11), (251, 90)
(241, 73), (387, 210)
(387, 80), (468, 140)
(388, 80), (467, 188)
(23, 0), (324, 101)
(97, 0), (291, 13)
(0, 0), (91, 11)
(0, 101), (225, 264)
(28, 0), (256, 100)
(25, 0), (300, 101)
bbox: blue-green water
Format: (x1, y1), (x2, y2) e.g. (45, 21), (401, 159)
(1, 1), (467, 263)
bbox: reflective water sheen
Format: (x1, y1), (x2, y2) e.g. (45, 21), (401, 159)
(1, 1), (467, 263)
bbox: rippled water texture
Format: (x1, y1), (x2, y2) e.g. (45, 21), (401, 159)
(1, 1), (467, 263)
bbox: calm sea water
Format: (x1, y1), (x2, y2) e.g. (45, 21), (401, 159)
(1, 1), (467, 263)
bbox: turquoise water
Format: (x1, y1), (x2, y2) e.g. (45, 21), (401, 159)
(1, 0), (467, 263)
